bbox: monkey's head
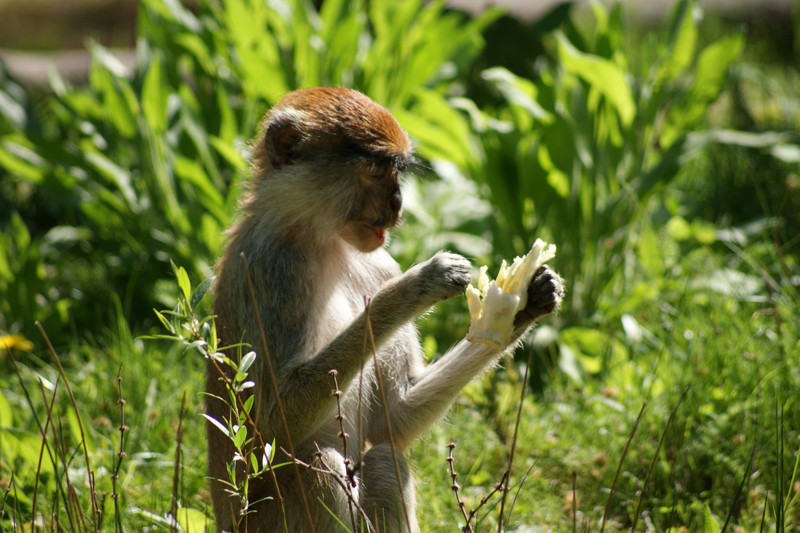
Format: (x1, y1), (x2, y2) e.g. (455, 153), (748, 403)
(250, 88), (413, 252)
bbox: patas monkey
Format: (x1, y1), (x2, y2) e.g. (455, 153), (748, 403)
(208, 87), (564, 532)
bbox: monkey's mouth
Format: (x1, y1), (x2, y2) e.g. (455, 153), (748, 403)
(363, 224), (387, 244)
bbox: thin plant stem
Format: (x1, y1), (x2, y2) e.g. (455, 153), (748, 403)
(497, 348), (535, 532)
(631, 386), (689, 532)
(446, 443), (472, 532)
(329, 370), (359, 533)
(364, 301), (413, 533)
(170, 391), (187, 533)
(112, 365), (128, 533)
(31, 375), (59, 533)
(572, 470), (577, 533)
(240, 252), (313, 533)
(35, 321), (100, 532)
(599, 402), (646, 533)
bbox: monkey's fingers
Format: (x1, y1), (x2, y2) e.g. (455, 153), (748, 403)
(513, 265), (565, 328)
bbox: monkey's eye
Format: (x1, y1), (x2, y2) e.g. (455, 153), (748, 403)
(368, 160), (393, 179)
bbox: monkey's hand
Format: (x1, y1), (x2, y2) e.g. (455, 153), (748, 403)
(513, 265), (564, 329)
(407, 251), (471, 306)
(466, 239), (559, 350)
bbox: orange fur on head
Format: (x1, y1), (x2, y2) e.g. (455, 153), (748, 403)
(254, 88), (412, 178)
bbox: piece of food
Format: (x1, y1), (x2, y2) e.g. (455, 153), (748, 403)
(466, 239), (557, 350)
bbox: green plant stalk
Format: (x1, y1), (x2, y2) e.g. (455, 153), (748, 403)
(35, 321), (100, 532)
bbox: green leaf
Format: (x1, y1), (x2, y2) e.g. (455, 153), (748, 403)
(154, 309), (176, 334)
(209, 136), (245, 170)
(482, 67), (552, 126)
(537, 144), (569, 198)
(660, 33), (744, 147)
(0, 88), (26, 129)
(202, 414), (231, 438)
(693, 33), (744, 99)
(698, 504), (720, 533)
(0, 134), (46, 183)
(556, 32), (635, 128)
(190, 276), (215, 310)
(250, 452), (260, 473)
(243, 395), (255, 415)
(175, 265), (192, 304)
(89, 44), (139, 138)
(233, 424), (247, 449)
(656, 0), (699, 86)
(173, 156), (227, 222)
(240, 350), (256, 373)
(175, 507), (208, 533)
(84, 150), (138, 210)
(142, 54), (168, 133)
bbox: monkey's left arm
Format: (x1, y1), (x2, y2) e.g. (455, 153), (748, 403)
(372, 265), (565, 448)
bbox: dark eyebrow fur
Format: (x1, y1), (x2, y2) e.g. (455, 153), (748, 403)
(341, 140), (414, 171)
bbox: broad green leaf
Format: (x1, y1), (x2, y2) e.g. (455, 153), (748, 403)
(698, 504), (720, 533)
(660, 33), (744, 147)
(173, 156), (223, 210)
(692, 32), (745, 103)
(2, 428), (55, 477)
(0, 88), (25, 129)
(0, 238), (11, 281)
(175, 33), (216, 74)
(656, 0), (699, 86)
(85, 150), (138, 210)
(482, 67), (552, 127)
(176, 507), (208, 533)
(556, 32), (635, 128)
(89, 42), (130, 77)
(209, 136), (245, 170)
(0, 134), (46, 183)
(291, 0), (322, 87)
(154, 309), (175, 334)
(142, 54), (168, 132)
(224, 0), (288, 101)
(89, 44), (140, 138)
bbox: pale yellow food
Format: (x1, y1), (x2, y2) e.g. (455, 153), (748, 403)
(466, 239), (556, 350)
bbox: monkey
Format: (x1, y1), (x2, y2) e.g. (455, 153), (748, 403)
(207, 87), (564, 533)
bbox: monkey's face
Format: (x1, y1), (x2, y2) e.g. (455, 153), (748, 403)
(341, 158), (404, 252)
(255, 88), (413, 250)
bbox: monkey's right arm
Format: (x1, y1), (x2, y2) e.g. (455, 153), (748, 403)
(261, 251), (471, 445)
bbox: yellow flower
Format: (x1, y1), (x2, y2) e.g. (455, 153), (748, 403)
(0, 334), (34, 355)
(466, 239), (556, 350)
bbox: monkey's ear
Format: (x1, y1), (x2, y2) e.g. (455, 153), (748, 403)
(265, 115), (302, 168)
